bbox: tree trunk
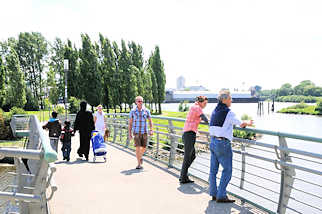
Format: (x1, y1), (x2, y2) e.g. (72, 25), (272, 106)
(158, 102), (162, 114)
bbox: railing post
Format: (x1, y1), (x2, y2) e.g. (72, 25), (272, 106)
(277, 136), (296, 214)
(113, 116), (117, 144)
(168, 120), (177, 168)
(29, 159), (49, 214)
(240, 143), (246, 189)
(10, 116), (17, 137)
(155, 127), (160, 159)
(125, 119), (130, 148)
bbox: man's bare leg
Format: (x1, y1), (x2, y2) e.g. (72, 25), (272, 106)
(140, 147), (146, 164)
(136, 146), (141, 167)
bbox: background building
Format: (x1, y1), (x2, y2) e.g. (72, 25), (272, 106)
(176, 76), (185, 90)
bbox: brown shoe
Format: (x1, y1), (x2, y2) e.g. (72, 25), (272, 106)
(216, 197), (235, 203)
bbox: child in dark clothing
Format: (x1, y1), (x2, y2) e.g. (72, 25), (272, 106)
(43, 111), (62, 152)
(60, 120), (74, 162)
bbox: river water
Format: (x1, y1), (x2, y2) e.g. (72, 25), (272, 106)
(162, 102), (322, 213)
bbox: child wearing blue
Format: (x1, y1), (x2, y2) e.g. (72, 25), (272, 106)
(60, 120), (74, 162)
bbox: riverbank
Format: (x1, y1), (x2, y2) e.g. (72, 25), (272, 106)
(278, 102), (322, 115)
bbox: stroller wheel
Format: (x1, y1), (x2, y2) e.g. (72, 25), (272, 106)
(93, 156), (96, 162)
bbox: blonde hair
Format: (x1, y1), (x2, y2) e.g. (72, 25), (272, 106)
(135, 96), (144, 102)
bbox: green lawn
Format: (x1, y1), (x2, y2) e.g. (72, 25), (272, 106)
(0, 140), (25, 148)
(278, 104), (321, 115)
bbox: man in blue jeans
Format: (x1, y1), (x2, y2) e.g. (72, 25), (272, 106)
(209, 90), (253, 203)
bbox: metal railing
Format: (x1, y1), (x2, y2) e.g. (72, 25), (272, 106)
(105, 113), (322, 214)
(0, 115), (58, 214)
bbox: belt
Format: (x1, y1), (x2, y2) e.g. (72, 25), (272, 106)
(214, 136), (229, 141)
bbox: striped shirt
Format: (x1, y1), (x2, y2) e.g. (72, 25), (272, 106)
(129, 106), (151, 134)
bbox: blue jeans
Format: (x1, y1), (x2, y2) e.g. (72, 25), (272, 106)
(209, 137), (233, 199)
(61, 142), (71, 160)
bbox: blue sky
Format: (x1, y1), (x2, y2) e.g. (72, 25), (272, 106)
(2, 0), (322, 91)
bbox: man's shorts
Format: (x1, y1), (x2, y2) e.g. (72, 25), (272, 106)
(134, 133), (147, 148)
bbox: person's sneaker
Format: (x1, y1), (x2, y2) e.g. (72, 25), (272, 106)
(136, 165), (142, 169)
(216, 197), (235, 203)
(66, 158), (70, 162)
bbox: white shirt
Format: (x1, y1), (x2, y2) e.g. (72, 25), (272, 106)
(94, 111), (106, 134)
(209, 111), (241, 141)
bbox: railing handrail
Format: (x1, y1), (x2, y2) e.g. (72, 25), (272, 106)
(105, 113), (322, 214)
(107, 113), (322, 144)
(32, 115), (57, 163)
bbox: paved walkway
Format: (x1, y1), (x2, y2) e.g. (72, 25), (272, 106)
(49, 134), (261, 214)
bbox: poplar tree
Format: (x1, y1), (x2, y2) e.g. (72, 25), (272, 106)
(98, 34), (114, 110)
(151, 46), (166, 114)
(6, 47), (26, 108)
(0, 57), (5, 108)
(64, 39), (81, 98)
(79, 33), (102, 112)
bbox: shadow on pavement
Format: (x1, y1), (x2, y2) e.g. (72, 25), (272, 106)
(121, 168), (145, 175)
(54, 158), (88, 165)
(204, 200), (252, 214)
(177, 183), (207, 195)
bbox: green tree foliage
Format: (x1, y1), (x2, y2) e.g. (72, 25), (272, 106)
(5, 47), (27, 108)
(151, 46), (166, 114)
(79, 34), (102, 111)
(47, 67), (59, 105)
(0, 57), (6, 108)
(68, 96), (81, 113)
(50, 38), (65, 101)
(142, 67), (153, 107)
(24, 88), (39, 110)
(0, 109), (9, 140)
(260, 80), (322, 102)
(64, 39), (81, 98)
(1, 32), (166, 113)
(278, 83), (293, 96)
(98, 34), (114, 109)
(15, 32), (48, 108)
(129, 42), (144, 96)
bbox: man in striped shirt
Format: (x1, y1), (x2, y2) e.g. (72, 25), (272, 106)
(128, 96), (153, 169)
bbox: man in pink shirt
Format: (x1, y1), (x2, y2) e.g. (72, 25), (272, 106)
(180, 96), (209, 184)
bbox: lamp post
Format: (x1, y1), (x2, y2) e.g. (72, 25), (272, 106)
(64, 59), (69, 120)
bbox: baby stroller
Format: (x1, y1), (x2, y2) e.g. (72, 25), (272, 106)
(91, 130), (107, 162)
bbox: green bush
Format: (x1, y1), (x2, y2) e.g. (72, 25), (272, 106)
(178, 101), (189, 112)
(0, 109), (14, 140)
(241, 114), (252, 120)
(9, 107), (26, 118)
(0, 109), (8, 139)
(315, 102), (322, 114)
(69, 97), (80, 114)
(24, 89), (39, 111)
(54, 106), (65, 115)
(43, 98), (52, 110)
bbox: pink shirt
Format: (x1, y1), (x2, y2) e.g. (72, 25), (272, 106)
(183, 103), (203, 133)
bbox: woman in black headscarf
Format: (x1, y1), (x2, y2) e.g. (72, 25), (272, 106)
(74, 101), (95, 161)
